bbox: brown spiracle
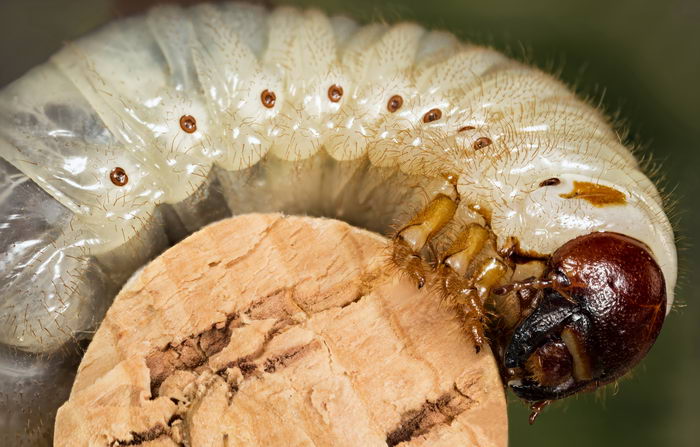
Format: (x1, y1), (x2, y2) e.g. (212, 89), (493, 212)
(422, 108), (442, 123)
(387, 95), (403, 113)
(109, 167), (128, 187)
(179, 115), (197, 133)
(473, 137), (492, 150)
(261, 89), (276, 108)
(327, 84), (343, 102)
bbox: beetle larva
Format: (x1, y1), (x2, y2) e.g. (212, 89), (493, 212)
(0, 1), (677, 442)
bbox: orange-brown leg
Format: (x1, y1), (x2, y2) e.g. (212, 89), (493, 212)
(459, 258), (508, 351)
(391, 193), (458, 288)
(437, 224), (508, 351)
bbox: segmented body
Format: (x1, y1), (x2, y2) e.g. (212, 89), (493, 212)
(0, 2), (676, 444)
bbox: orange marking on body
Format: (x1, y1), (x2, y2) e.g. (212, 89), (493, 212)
(559, 181), (626, 207)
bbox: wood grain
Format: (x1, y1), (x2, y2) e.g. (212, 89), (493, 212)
(54, 214), (507, 446)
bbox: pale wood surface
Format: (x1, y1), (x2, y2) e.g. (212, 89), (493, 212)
(54, 214), (507, 447)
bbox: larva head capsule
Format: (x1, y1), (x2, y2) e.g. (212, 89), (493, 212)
(503, 232), (666, 402)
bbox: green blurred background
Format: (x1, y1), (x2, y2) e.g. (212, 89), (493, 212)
(1, 0), (698, 445)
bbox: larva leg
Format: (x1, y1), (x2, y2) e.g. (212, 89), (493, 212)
(458, 258), (509, 351)
(437, 224), (508, 350)
(439, 223), (490, 277)
(391, 192), (458, 288)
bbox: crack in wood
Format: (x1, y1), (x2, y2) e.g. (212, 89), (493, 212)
(340, 291), (366, 308)
(146, 313), (239, 397)
(111, 424), (167, 446)
(385, 389), (473, 447)
(145, 283), (358, 400)
(111, 413), (185, 446)
(263, 341), (320, 373)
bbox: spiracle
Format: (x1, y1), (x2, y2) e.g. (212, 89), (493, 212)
(0, 2), (677, 444)
(109, 166), (129, 186)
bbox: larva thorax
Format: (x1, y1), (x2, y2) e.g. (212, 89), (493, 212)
(0, 1), (677, 433)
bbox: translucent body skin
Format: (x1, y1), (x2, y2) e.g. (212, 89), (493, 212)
(0, 2), (677, 443)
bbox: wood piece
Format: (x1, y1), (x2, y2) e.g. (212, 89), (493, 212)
(54, 214), (507, 447)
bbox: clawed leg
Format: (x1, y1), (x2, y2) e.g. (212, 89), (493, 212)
(453, 290), (488, 350)
(390, 238), (429, 288)
(390, 194), (509, 351)
(391, 193), (458, 288)
(437, 225), (508, 351)
(453, 258), (508, 351)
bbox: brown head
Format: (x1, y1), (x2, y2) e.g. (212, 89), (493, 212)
(504, 232), (667, 401)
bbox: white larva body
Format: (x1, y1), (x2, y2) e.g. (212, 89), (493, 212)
(0, 3), (676, 442)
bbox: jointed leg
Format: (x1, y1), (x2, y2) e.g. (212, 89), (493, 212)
(391, 193), (458, 287)
(390, 192), (509, 350)
(437, 225), (508, 350)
